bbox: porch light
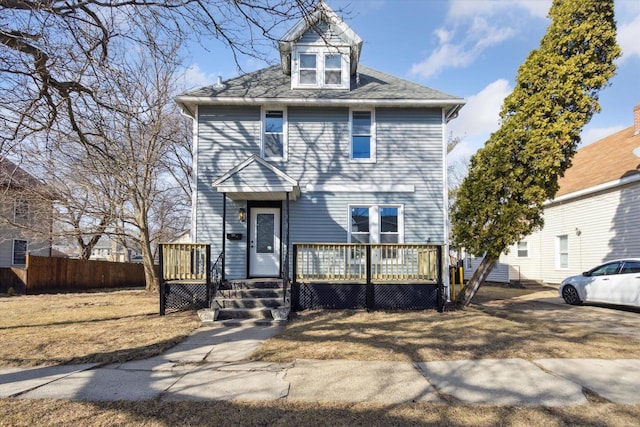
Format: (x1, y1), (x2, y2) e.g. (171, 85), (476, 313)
(238, 208), (246, 223)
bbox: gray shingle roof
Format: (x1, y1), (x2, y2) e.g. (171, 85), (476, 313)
(179, 64), (462, 103)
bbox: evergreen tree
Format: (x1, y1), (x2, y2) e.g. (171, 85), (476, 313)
(451, 0), (620, 305)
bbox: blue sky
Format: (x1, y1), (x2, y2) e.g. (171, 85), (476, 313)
(182, 0), (640, 164)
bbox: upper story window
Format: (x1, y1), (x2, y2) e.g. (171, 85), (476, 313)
(292, 47), (349, 89)
(351, 110), (375, 162)
(324, 54), (342, 85)
(262, 109), (287, 160)
(14, 197), (29, 222)
(299, 54), (317, 85)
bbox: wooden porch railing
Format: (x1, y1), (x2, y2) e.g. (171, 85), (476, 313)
(160, 243), (210, 283)
(293, 243), (442, 284)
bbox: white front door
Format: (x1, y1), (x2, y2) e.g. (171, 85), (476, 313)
(249, 208), (281, 277)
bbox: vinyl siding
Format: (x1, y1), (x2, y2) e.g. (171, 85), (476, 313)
(298, 22), (344, 45)
(501, 181), (640, 284)
(195, 105), (446, 279)
(195, 105), (261, 277)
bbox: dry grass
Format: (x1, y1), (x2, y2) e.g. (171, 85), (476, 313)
(0, 289), (200, 367)
(2, 286), (640, 425)
(252, 284), (640, 363)
(1, 399), (640, 426)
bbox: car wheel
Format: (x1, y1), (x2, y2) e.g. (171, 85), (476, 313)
(562, 285), (582, 305)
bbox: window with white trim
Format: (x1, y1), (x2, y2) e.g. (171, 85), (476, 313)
(299, 54), (317, 85)
(13, 239), (27, 265)
(14, 197), (28, 222)
(262, 109), (287, 160)
(517, 241), (528, 258)
(557, 235), (568, 269)
(292, 47), (349, 89)
(324, 53), (342, 85)
(351, 110), (375, 161)
(348, 205), (403, 244)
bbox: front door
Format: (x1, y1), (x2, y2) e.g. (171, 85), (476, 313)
(249, 207), (281, 277)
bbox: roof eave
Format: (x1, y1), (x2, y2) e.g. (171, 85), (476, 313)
(175, 95), (465, 109)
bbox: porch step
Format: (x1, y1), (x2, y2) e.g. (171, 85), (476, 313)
(218, 288), (284, 299)
(212, 278), (289, 325)
(222, 279), (284, 290)
(217, 318), (285, 327)
(214, 297), (283, 309)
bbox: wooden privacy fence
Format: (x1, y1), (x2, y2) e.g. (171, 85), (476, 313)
(13, 255), (147, 293)
(0, 267), (28, 294)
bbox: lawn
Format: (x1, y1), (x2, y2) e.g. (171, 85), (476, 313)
(252, 285), (640, 362)
(0, 289), (200, 367)
(2, 285), (640, 426)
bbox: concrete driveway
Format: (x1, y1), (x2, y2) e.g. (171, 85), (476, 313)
(476, 288), (640, 339)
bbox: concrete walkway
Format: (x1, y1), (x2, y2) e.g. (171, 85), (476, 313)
(1, 324), (639, 405)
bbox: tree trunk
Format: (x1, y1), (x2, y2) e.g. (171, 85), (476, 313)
(455, 253), (498, 306)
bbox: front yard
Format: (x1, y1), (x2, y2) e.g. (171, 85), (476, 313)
(0, 289), (199, 367)
(2, 285), (640, 426)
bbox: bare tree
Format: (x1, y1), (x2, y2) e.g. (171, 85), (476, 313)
(1, 0), (320, 289)
(0, 0), (318, 157)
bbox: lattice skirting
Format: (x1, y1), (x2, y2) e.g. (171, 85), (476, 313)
(163, 283), (209, 313)
(292, 283), (439, 310)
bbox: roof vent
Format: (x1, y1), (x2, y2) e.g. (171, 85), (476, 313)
(214, 75), (225, 90)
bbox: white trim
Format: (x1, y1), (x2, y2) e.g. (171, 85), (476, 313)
(547, 173), (640, 206)
(305, 184), (415, 193)
(261, 107), (288, 161)
(347, 204), (404, 244)
(215, 185), (297, 193)
(213, 154), (299, 187)
(349, 108), (376, 163)
(556, 234), (569, 269)
(516, 240), (529, 258)
(191, 105), (199, 241)
(292, 46), (350, 89)
(175, 96), (465, 109)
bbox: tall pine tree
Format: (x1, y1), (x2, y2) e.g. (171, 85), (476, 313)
(451, 0), (620, 306)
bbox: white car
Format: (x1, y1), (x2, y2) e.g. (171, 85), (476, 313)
(559, 259), (640, 308)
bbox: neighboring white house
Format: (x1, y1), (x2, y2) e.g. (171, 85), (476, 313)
(466, 102), (640, 284)
(89, 237), (135, 262)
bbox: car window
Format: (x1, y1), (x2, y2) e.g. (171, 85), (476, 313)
(591, 262), (621, 276)
(621, 261), (640, 274)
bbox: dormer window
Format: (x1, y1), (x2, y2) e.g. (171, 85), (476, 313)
(300, 54), (317, 84)
(324, 54), (342, 84)
(292, 47), (349, 89)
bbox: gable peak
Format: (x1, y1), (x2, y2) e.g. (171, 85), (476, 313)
(278, 1), (362, 76)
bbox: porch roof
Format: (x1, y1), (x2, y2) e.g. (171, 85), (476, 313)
(212, 155), (300, 201)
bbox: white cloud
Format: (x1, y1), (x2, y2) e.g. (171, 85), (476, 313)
(448, 0), (550, 20)
(180, 64), (220, 91)
(618, 13), (640, 63)
(447, 79), (512, 163)
(580, 125), (627, 147)
(410, 18), (515, 79)
(411, 0), (551, 79)
(449, 79), (511, 139)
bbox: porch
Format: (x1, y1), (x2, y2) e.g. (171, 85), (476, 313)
(159, 242), (445, 315)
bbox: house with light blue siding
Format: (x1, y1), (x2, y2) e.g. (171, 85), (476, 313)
(175, 1), (464, 313)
